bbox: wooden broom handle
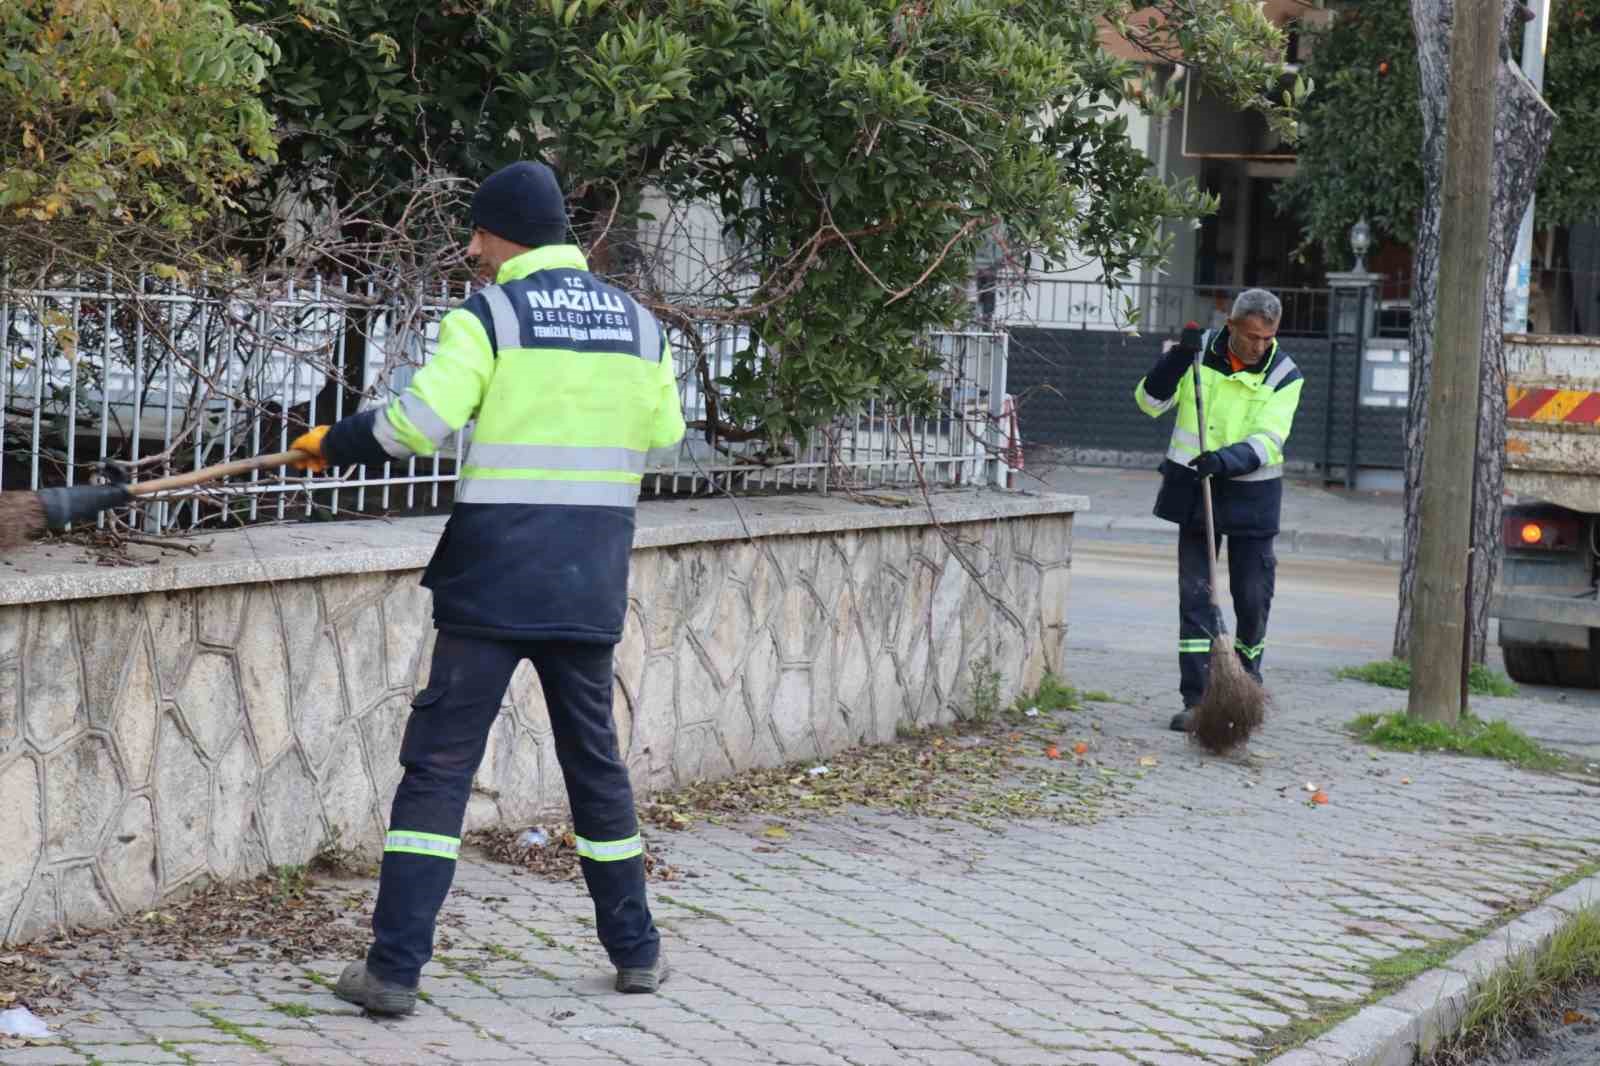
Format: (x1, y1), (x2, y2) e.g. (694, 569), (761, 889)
(128, 450), (311, 496)
(1191, 347), (1224, 613)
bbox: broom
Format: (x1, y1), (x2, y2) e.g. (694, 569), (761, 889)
(1186, 346), (1267, 755)
(0, 449), (309, 553)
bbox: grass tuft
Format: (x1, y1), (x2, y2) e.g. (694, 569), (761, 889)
(1429, 904), (1600, 1064)
(1018, 672), (1083, 713)
(1348, 711), (1563, 770)
(1337, 658), (1518, 697)
(269, 1001), (316, 1019)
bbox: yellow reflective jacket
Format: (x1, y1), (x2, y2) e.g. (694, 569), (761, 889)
(1133, 327), (1305, 536)
(324, 245), (686, 641)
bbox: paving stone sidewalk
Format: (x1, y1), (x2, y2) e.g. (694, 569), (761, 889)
(10, 648), (1600, 1066)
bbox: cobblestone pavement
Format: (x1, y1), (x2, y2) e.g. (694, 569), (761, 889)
(13, 647), (1600, 1066)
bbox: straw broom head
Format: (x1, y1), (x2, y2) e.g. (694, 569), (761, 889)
(1190, 633), (1267, 755)
(0, 492), (47, 553)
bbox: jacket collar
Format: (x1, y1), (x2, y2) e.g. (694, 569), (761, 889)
(1207, 326), (1280, 380)
(495, 244), (589, 284)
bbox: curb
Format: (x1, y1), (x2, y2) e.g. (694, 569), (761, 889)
(1071, 515), (1404, 563)
(1265, 873), (1600, 1066)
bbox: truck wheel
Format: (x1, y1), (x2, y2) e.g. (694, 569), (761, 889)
(1502, 644), (1558, 686)
(1501, 642), (1600, 688)
(1550, 649), (1600, 688)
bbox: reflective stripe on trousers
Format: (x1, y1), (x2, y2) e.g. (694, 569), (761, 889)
(384, 830), (460, 860)
(576, 834), (644, 862)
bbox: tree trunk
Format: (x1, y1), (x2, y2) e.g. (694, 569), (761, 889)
(1394, 0), (1555, 662)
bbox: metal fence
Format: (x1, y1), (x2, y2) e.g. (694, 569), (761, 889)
(995, 276), (1337, 337)
(0, 274), (1010, 534)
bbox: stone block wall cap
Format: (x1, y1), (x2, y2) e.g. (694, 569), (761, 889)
(0, 489), (1086, 607)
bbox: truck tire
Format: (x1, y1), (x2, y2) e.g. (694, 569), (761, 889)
(1502, 644), (1557, 686)
(1501, 642), (1600, 688)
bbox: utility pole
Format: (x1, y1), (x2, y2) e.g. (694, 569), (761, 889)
(1503, 0), (1552, 333)
(1408, 0), (1501, 724)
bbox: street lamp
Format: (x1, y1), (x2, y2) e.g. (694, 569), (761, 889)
(1350, 220), (1372, 274)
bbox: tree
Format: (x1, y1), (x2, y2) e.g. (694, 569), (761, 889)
(1275, 0), (1427, 256)
(0, 0), (281, 269)
(1281, 0), (1595, 254)
(1407, 0), (1498, 724)
(1534, 0), (1600, 227)
(1397, 0), (1553, 666)
(504, 0), (1222, 446)
(239, 0), (527, 247)
(245, 0), (1294, 453)
(1277, 0), (1558, 664)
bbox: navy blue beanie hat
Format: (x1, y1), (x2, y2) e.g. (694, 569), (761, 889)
(471, 161), (569, 248)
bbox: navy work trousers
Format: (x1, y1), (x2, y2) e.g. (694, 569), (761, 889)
(1177, 526), (1276, 709)
(366, 632), (658, 987)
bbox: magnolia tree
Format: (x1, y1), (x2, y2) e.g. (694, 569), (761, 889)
(244, 0), (1296, 452)
(4, 0), (1297, 466)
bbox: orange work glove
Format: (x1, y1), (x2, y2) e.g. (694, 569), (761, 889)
(290, 425), (332, 472)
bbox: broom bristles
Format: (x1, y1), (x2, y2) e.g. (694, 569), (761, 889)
(1190, 634), (1267, 755)
(0, 492), (47, 553)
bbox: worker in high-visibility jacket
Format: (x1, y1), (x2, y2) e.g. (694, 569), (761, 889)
(289, 161), (686, 1014)
(1133, 289), (1304, 734)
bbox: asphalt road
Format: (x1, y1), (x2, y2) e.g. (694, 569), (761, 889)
(1067, 541), (1406, 672)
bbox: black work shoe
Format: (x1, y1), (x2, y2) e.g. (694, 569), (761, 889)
(334, 961), (417, 1016)
(615, 953), (669, 994)
(1169, 710), (1194, 733)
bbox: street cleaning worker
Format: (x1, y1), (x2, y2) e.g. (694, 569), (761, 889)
(288, 160), (685, 1014)
(1133, 289), (1304, 734)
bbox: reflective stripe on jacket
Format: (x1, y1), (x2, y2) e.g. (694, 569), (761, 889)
(323, 245), (687, 641)
(1132, 327), (1305, 536)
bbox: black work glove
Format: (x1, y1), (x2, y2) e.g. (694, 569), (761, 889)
(1178, 323), (1205, 354)
(1188, 451), (1225, 479)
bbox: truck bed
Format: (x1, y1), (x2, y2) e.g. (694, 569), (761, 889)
(1504, 333), (1600, 514)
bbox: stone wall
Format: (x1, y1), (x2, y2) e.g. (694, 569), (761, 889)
(0, 495), (1078, 943)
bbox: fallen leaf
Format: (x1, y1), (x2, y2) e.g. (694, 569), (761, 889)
(1045, 745), (1062, 760)
(1400, 777), (1412, 785)
(1073, 742), (1089, 756)
(1312, 791), (1329, 805)
(761, 826), (790, 841)
(1139, 756), (1159, 768)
